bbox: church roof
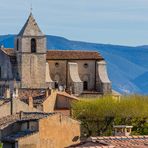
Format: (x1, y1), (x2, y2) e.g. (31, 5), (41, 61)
(18, 13), (44, 36)
(46, 50), (104, 60)
(0, 48), (103, 60)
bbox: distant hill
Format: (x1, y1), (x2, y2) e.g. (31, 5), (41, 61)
(0, 35), (148, 95)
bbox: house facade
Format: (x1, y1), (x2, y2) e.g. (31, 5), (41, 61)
(0, 112), (80, 148)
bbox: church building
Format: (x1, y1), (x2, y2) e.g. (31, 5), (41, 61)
(0, 13), (111, 97)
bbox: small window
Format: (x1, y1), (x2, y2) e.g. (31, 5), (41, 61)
(16, 39), (19, 51)
(84, 63), (88, 68)
(31, 38), (36, 53)
(55, 62), (59, 67)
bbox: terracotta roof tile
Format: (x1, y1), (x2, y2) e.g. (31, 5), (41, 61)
(46, 50), (104, 60)
(69, 136), (148, 148)
(0, 112), (55, 129)
(57, 92), (79, 100)
(0, 48), (103, 60)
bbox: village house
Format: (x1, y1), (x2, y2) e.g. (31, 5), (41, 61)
(0, 111), (80, 148)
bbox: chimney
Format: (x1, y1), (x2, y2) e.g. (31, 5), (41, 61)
(19, 111), (24, 120)
(46, 89), (49, 97)
(113, 125), (133, 136)
(28, 96), (33, 110)
(15, 88), (19, 98)
(5, 88), (11, 99)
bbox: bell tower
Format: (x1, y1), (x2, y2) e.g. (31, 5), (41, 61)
(15, 13), (47, 89)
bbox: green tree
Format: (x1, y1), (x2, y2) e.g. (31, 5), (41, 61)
(72, 95), (148, 137)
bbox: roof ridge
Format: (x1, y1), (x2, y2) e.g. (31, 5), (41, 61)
(46, 50), (104, 60)
(18, 13), (44, 36)
(47, 49), (98, 52)
(92, 135), (148, 140)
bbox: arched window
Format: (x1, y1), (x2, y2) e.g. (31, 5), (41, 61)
(16, 39), (19, 51)
(83, 81), (88, 90)
(31, 38), (36, 53)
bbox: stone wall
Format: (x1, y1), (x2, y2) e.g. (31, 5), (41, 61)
(18, 133), (39, 148)
(0, 98), (38, 119)
(16, 27), (47, 89)
(20, 54), (46, 89)
(46, 59), (99, 95)
(0, 50), (13, 80)
(68, 62), (83, 96)
(96, 61), (112, 94)
(16, 36), (46, 54)
(47, 60), (67, 87)
(42, 90), (57, 113)
(55, 94), (71, 109)
(0, 102), (11, 118)
(47, 60), (96, 91)
(74, 60), (96, 91)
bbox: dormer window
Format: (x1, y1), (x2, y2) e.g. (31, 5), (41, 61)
(31, 38), (36, 53)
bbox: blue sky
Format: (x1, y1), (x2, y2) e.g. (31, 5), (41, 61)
(0, 0), (148, 45)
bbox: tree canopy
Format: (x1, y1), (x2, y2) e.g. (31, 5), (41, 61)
(72, 95), (148, 136)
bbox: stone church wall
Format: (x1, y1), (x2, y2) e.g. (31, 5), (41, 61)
(68, 62), (83, 95)
(20, 54), (46, 89)
(47, 60), (67, 87)
(47, 60), (96, 92)
(96, 61), (112, 94)
(0, 50), (13, 80)
(73, 60), (96, 91)
(19, 37), (46, 53)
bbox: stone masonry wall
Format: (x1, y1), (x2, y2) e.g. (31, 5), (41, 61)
(21, 54), (46, 89)
(0, 50), (13, 80)
(47, 60), (67, 87)
(0, 98), (38, 119)
(73, 60), (96, 91)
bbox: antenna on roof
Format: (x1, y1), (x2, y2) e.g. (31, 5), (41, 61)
(30, 1), (33, 13)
